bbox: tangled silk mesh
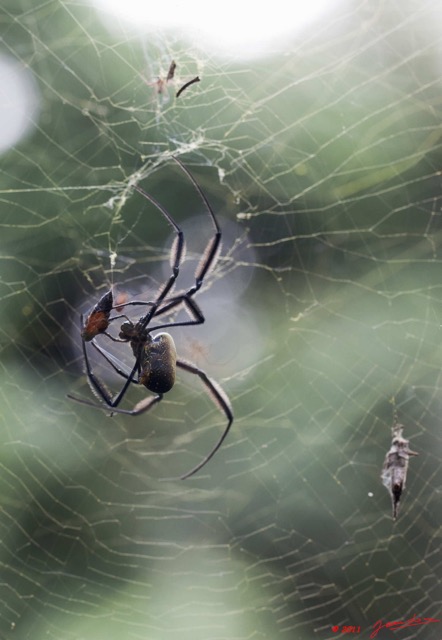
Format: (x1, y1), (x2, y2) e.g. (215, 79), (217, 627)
(0, 1), (441, 639)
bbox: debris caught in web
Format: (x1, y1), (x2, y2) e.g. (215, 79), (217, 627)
(166, 60), (177, 83)
(381, 420), (418, 520)
(145, 60), (176, 95)
(176, 75), (200, 98)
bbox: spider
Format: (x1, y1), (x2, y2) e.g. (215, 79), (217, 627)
(68, 157), (233, 480)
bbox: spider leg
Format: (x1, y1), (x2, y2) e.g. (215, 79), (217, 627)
(102, 356), (142, 409)
(103, 173), (190, 398)
(68, 390), (162, 416)
(111, 300), (156, 311)
(79, 182), (186, 405)
(77, 321), (117, 407)
(133, 184), (184, 325)
(68, 314), (143, 410)
(149, 295), (205, 332)
(93, 295), (192, 328)
(68, 333), (164, 415)
(123, 158), (221, 338)
(175, 358), (233, 480)
(90, 340), (140, 382)
(171, 157), (222, 296)
(103, 313), (134, 342)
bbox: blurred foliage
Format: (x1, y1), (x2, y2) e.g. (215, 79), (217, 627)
(0, 0), (441, 638)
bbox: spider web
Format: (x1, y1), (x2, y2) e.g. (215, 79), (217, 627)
(0, 1), (441, 639)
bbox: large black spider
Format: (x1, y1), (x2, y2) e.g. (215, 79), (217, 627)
(68, 157), (233, 479)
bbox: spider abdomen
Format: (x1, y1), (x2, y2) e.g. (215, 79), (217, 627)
(139, 333), (177, 394)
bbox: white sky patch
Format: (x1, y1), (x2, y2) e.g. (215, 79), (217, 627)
(91, 0), (340, 58)
(0, 56), (40, 155)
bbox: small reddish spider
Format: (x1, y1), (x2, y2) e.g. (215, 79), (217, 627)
(81, 290), (113, 341)
(69, 158), (233, 479)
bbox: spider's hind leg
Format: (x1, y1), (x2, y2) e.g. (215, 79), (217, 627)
(175, 358), (233, 480)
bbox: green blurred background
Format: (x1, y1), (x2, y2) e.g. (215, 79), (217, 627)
(0, 1), (441, 638)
